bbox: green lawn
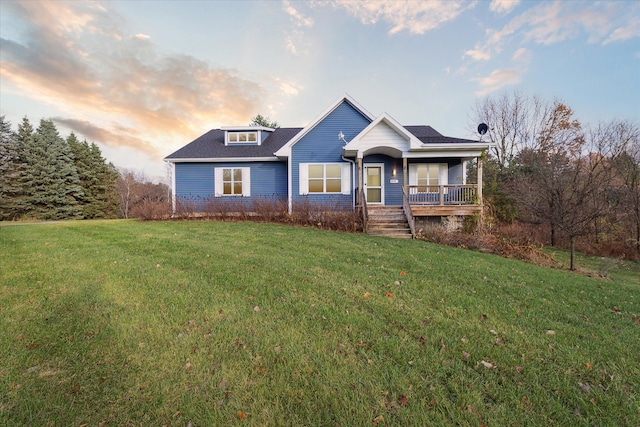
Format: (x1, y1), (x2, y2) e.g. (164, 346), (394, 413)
(1, 220), (638, 426)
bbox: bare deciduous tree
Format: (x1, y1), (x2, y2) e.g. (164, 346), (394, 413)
(469, 91), (552, 171)
(609, 121), (640, 250)
(514, 104), (631, 270)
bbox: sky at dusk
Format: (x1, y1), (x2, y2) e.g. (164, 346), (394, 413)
(1, 0), (639, 182)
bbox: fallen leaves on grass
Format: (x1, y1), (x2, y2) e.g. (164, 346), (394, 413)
(398, 395), (409, 406)
(372, 414), (384, 424)
(253, 306), (260, 312)
(462, 351), (470, 360)
(385, 292), (392, 298)
(479, 360), (496, 369)
(237, 410), (248, 420)
(363, 292), (371, 298)
(515, 366), (524, 374)
(546, 330), (556, 335)
(400, 271), (406, 277)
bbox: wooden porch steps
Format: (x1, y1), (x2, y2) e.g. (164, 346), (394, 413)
(367, 206), (412, 239)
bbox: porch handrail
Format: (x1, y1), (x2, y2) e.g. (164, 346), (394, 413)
(402, 187), (416, 238)
(356, 186), (368, 233)
(406, 184), (479, 206)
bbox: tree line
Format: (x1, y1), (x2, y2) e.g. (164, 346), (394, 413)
(0, 116), (169, 221)
(470, 91), (640, 269)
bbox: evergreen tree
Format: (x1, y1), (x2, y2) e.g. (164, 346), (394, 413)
(23, 119), (84, 220)
(11, 117), (36, 218)
(95, 147), (121, 218)
(68, 133), (105, 218)
(0, 116), (25, 220)
(66, 132), (123, 219)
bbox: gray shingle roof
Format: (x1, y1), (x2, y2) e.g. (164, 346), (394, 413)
(165, 127), (303, 160)
(165, 124), (479, 161)
(405, 126), (479, 144)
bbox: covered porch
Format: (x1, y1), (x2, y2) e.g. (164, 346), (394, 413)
(353, 155), (485, 214)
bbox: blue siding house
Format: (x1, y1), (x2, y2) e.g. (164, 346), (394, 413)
(165, 94), (492, 233)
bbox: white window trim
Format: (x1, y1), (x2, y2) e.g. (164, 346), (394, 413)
(299, 163), (350, 195)
(214, 167), (250, 197)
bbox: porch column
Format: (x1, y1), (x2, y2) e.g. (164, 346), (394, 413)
(357, 157), (363, 204)
(477, 157), (483, 205)
(402, 157), (407, 187)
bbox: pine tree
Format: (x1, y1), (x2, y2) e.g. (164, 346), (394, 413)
(68, 135), (121, 219)
(24, 120), (84, 220)
(93, 144), (121, 218)
(11, 117), (36, 218)
(0, 116), (25, 220)
(68, 133), (103, 218)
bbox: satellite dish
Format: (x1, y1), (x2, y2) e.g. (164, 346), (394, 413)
(477, 123), (488, 135)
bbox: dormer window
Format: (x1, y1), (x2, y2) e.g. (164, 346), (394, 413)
(228, 131), (258, 144)
(222, 126), (274, 146)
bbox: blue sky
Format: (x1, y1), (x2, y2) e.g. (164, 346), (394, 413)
(1, 0), (638, 181)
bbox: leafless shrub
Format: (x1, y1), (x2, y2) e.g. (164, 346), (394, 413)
(167, 196), (362, 233)
(418, 225), (563, 268)
(132, 199), (172, 220)
(290, 199), (361, 232)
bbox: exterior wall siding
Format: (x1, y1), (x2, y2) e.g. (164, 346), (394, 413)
(175, 161), (287, 207)
(291, 101), (371, 208)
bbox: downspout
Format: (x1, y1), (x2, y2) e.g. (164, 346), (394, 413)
(339, 131), (356, 208)
(166, 160), (176, 214)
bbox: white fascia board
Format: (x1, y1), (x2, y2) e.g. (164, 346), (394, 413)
(404, 150), (486, 158)
(415, 142), (492, 151)
(274, 93), (376, 158)
(164, 157), (281, 163)
(220, 125), (274, 132)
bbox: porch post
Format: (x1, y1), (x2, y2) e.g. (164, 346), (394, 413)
(357, 157), (363, 204)
(477, 157), (483, 205)
(402, 157), (407, 187)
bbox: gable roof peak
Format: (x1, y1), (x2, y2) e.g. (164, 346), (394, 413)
(274, 94), (376, 158)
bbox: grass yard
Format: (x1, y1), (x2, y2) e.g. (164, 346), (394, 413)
(1, 220), (638, 426)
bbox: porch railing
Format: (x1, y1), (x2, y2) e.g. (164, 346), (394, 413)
(356, 186), (368, 233)
(401, 187), (416, 238)
(406, 185), (478, 206)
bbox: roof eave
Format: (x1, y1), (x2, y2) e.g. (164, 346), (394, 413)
(164, 156), (282, 163)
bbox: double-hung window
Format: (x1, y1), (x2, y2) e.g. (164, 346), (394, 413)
(299, 163), (350, 195)
(214, 167), (250, 197)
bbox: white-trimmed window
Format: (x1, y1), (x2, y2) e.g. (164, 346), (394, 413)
(215, 167), (250, 196)
(227, 131), (258, 145)
(299, 163), (350, 195)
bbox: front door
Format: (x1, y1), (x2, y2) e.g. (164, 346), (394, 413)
(364, 164), (384, 204)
